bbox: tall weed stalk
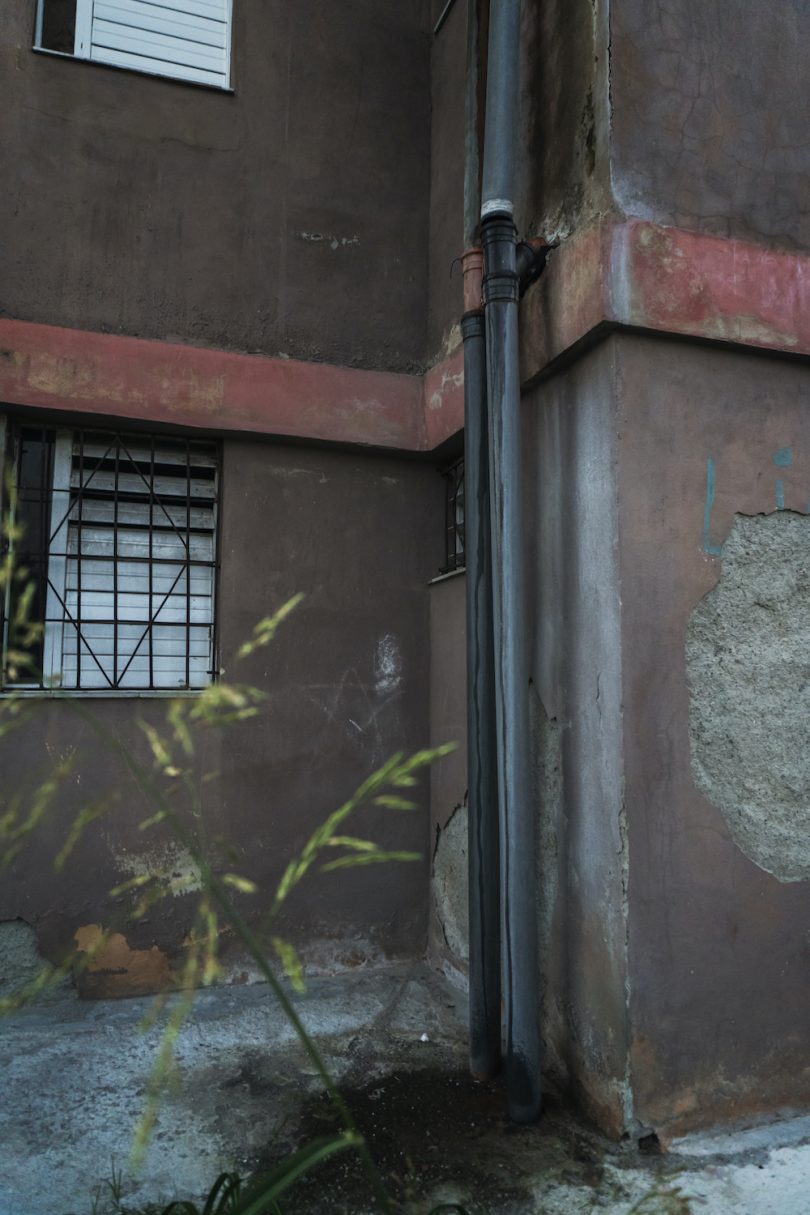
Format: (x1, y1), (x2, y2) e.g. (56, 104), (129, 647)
(0, 536), (455, 1212)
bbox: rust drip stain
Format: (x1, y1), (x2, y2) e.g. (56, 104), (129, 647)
(74, 924), (175, 999)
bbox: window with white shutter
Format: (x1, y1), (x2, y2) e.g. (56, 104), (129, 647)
(1, 421), (219, 693)
(35, 0), (233, 89)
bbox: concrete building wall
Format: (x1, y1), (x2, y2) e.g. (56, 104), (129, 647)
(428, 572), (468, 977)
(0, 0), (431, 371)
(517, 0), (611, 242)
(525, 339), (629, 1136)
(0, 436), (444, 993)
(427, 0), (465, 364)
(610, 0), (810, 251)
(614, 333), (810, 1136)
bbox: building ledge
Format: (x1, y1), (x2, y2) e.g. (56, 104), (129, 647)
(521, 215), (810, 384)
(2, 220), (809, 455)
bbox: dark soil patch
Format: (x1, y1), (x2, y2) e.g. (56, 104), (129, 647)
(255, 1066), (612, 1214)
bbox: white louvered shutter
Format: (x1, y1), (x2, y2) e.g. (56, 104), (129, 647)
(75, 0), (232, 88)
(48, 432), (217, 691)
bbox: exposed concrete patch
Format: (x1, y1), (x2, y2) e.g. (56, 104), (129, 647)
(687, 511), (810, 881)
(294, 231), (360, 251)
(373, 633), (402, 694)
(4, 968), (810, 1215)
(0, 965), (467, 1215)
(432, 803), (469, 964)
(113, 842), (202, 897)
(0, 920), (42, 998)
(673, 1112), (810, 1158)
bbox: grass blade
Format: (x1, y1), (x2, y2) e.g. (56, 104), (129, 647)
(231, 1133), (362, 1214)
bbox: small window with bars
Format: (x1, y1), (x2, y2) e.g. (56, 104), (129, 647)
(440, 455), (465, 574)
(1, 419), (219, 692)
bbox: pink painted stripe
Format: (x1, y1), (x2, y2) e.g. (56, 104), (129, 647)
(620, 220), (810, 353)
(5, 222), (805, 457)
(423, 346), (464, 450)
(521, 217), (810, 382)
(0, 319), (425, 451)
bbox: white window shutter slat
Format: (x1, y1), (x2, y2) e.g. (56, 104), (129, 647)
(74, 0), (94, 57)
(88, 0), (232, 88)
(43, 432), (74, 688)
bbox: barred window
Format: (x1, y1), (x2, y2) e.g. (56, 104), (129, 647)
(440, 455), (465, 574)
(1, 419), (218, 692)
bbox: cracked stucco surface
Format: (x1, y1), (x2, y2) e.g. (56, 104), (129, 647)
(432, 803), (469, 964)
(687, 511), (810, 881)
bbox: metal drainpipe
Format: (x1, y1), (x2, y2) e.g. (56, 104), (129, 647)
(480, 0), (542, 1123)
(462, 0), (501, 1083)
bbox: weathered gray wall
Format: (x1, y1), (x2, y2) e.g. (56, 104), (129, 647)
(0, 437), (444, 994)
(615, 333), (810, 1135)
(517, 0), (611, 242)
(525, 339), (630, 1136)
(610, 0), (810, 249)
(0, 1), (431, 371)
(427, 0), (465, 363)
(424, 0), (613, 354)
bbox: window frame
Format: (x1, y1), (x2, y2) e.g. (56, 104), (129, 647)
(0, 415), (221, 698)
(439, 455), (465, 576)
(33, 0), (235, 92)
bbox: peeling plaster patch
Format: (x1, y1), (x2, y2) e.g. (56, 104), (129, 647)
(113, 842), (201, 897)
(687, 512), (810, 881)
(74, 924), (174, 998)
(269, 466), (327, 483)
(0, 919), (70, 1000)
(295, 231), (360, 252)
(433, 803), (469, 964)
(427, 368), (464, 413)
(373, 634), (402, 694)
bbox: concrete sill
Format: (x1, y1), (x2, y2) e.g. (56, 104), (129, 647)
(428, 567), (466, 587)
(32, 47), (236, 95)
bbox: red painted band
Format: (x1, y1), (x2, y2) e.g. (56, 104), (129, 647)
(521, 217), (810, 383)
(0, 319), (425, 451)
(3, 221), (809, 452)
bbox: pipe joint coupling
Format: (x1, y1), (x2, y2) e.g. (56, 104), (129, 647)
(462, 310), (486, 340)
(483, 272), (519, 305)
(480, 215), (518, 246)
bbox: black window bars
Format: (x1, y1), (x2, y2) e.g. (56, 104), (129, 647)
(1, 423), (218, 692)
(440, 455), (465, 575)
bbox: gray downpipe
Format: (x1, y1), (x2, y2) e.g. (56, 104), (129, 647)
(480, 0), (542, 1122)
(463, 0), (501, 1081)
(463, 311), (501, 1079)
(463, 0), (482, 250)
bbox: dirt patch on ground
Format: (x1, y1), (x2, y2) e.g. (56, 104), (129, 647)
(254, 1059), (658, 1214)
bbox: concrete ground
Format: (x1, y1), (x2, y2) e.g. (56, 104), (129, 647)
(1, 963), (810, 1215)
